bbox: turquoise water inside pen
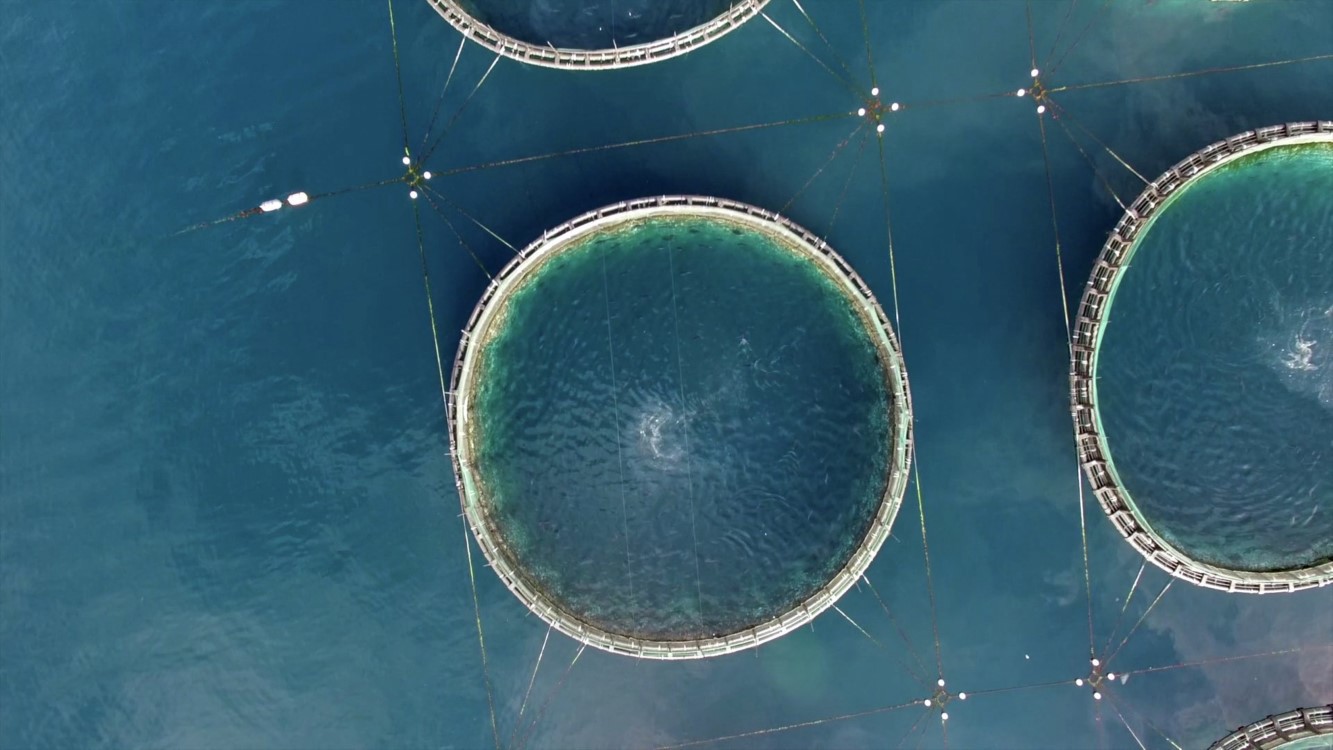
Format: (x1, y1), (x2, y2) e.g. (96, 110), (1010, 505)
(472, 216), (892, 639)
(1097, 144), (1333, 572)
(3, 1), (1332, 749)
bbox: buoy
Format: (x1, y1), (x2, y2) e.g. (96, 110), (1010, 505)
(890, 102), (900, 112)
(876, 123), (885, 134)
(937, 678), (946, 687)
(858, 107), (867, 117)
(1091, 658), (1100, 667)
(286, 192), (309, 206)
(1017, 88), (1027, 97)
(1075, 678), (1084, 687)
(958, 692), (967, 701)
(1031, 68), (1040, 78)
(941, 712), (949, 721)
(1037, 104), (1047, 114)
(409, 190), (419, 199)
(1107, 673), (1116, 681)
(423, 171), (433, 180)
(1093, 691), (1102, 701)
(871, 86), (880, 96)
(260, 199), (283, 213)
(924, 699), (932, 707)
(402, 156), (411, 165)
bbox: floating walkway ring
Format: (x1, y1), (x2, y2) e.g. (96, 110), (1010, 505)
(425, 0), (772, 70)
(1069, 120), (1333, 595)
(447, 196), (914, 659)
(1208, 705), (1333, 750)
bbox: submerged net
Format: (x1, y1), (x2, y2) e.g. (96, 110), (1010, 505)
(449, 197), (912, 657)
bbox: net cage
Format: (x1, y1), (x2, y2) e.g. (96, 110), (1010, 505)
(426, 0), (771, 69)
(446, 196), (913, 659)
(1208, 705), (1333, 750)
(1069, 121), (1333, 594)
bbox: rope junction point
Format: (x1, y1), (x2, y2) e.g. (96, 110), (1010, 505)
(856, 87), (898, 136)
(401, 157), (435, 200)
(919, 678), (968, 722)
(1072, 657), (1121, 701)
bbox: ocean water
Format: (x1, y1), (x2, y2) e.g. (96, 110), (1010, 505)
(1098, 144), (1333, 573)
(2, 1), (1331, 749)
(471, 215), (892, 640)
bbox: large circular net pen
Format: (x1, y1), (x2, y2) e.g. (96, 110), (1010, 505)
(425, 0), (770, 69)
(446, 196), (913, 659)
(1070, 121), (1333, 594)
(1208, 705), (1333, 750)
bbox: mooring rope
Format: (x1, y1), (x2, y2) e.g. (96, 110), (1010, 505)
(1108, 692), (1185, 750)
(898, 708), (931, 749)
(173, 177), (403, 235)
(780, 120), (867, 215)
(438, 112), (851, 177)
(1107, 696), (1148, 750)
(655, 700), (922, 749)
(1115, 644), (1324, 679)
(1045, 0), (1114, 77)
(862, 573), (931, 689)
(1103, 578), (1172, 665)
(411, 201), (500, 750)
(788, 0), (863, 87)
(833, 604), (884, 650)
(1052, 53), (1333, 94)
(962, 677), (1079, 699)
(1033, 97), (1097, 662)
(422, 183), (519, 255)
(419, 35), (468, 155)
(516, 642), (588, 750)
(1099, 562), (1145, 657)
(1050, 110), (1130, 211)
(419, 188), (494, 278)
(857, 0), (877, 88)
(824, 128), (872, 239)
(386, 0), (412, 156)
(422, 52), (502, 165)
(1052, 102), (1150, 186)
(509, 624), (552, 747)
(1043, 0), (1080, 69)
(761, 12), (863, 98)
(875, 135), (945, 681)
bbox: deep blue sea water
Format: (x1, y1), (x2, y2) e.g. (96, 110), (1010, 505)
(1098, 144), (1333, 573)
(473, 215), (892, 640)
(2, 1), (1332, 749)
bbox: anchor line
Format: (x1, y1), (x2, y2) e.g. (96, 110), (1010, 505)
(1035, 104), (1096, 660)
(422, 52), (502, 164)
(419, 188), (495, 278)
(876, 135), (945, 680)
(437, 112), (853, 177)
(762, 12), (864, 98)
(654, 700), (921, 750)
(1049, 53), (1333, 94)
(411, 201), (499, 750)
(780, 120), (868, 215)
(419, 36), (468, 154)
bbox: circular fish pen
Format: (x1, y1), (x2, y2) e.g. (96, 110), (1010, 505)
(1071, 121), (1333, 594)
(426, 0), (771, 70)
(1208, 705), (1333, 750)
(447, 196), (913, 659)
